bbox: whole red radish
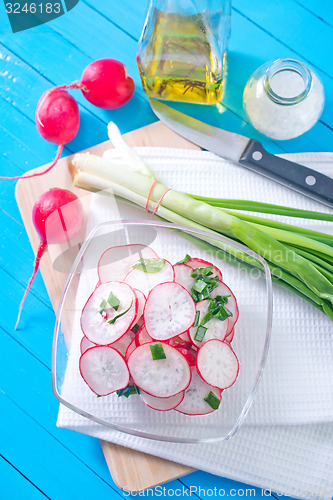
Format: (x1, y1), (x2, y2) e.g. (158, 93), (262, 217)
(0, 89), (80, 181)
(81, 58), (135, 109)
(15, 188), (84, 329)
(36, 88), (80, 145)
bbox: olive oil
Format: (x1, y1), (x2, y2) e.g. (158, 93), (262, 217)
(137, 9), (227, 104)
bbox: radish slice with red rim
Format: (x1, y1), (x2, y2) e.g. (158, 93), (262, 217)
(173, 263), (196, 293)
(110, 329), (136, 356)
(98, 244), (158, 283)
(135, 325), (153, 346)
(140, 390), (185, 411)
(125, 337), (137, 360)
(186, 258), (223, 282)
(175, 367), (222, 415)
(79, 346), (130, 396)
(211, 282), (239, 330)
(127, 342), (191, 398)
(176, 347), (196, 366)
(225, 329), (235, 343)
(144, 282), (196, 341)
(179, 331), (191, 342)
(81, 281), (137, 345)
(80, 335), (96, 354)
(124, 259), (174, 297)
(166, 334), (192, 350)
(130, 289), (146, 329)
(196, 339), (239, 390)
(189, 300), (229, 347)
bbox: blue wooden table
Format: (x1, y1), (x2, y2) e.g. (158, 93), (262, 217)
(0, 1), (332, 498)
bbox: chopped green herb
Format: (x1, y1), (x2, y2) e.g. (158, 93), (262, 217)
(96, 394), (103, 398)
(194, 325), (207, 342)
(116, 384), (140, 398)
(204, 391), (221, 410)
(99, 299), (107, 315)
(150, 342), (167, 360)
(193, 310), (200, 327)
(107, 291), (120, 311)
(132, 258), (166, 273)
(108, 301), (133, 325)
(192, 279), (208, 293)
(190, 266), (214, 279)
(190, 273), (219, 303)
(197, 295), (232, 328)
(131, 323), (141, 333)
(176, 254), (191, 264)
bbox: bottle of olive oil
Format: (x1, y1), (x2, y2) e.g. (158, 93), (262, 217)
(137, 1), (231, 105)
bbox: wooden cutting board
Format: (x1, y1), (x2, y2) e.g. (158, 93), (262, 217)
(15, 121), (198, 492)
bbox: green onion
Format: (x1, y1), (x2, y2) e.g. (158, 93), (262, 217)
(131, 323), (141, 333)
(192, 279), (208, 293)
(132, 257), (166, 273)
(99, 299), (107, 315)
(176, 254), (191, 264)
(150, 342), (167, 360)
(107, 301), (132, 325)
(193, 311), (200, 327)
(116, 384), (140, 398)
(190, 266), (213, 279)
(203, 295), (232, 322)
(187, 196), (333, 222)
(194, 325), (207, 342)
(191, 272), (219, 302)
(107, 291), (120, 311)
(73, 123), (333, 320)
(204, 391), (221, 410)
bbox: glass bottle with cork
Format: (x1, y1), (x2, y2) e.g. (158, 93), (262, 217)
(137, 0), (231, 105)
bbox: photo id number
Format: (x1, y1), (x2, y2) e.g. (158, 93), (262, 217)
(5, 3), (62, 14)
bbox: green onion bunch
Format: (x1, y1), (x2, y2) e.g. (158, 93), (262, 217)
(73, 123), (333, 320)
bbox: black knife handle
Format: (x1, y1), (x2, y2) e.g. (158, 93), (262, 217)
(239, 140), (333, 208)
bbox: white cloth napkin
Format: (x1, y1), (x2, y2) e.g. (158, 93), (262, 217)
(57, 149), (333, 500)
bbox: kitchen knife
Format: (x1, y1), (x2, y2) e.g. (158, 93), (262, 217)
(149, 98), (333, 209)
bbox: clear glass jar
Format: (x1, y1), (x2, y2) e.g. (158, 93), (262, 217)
(243, 58), (325, 140)
(137, 0), (231, 104)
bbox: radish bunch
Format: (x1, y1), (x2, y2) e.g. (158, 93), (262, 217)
(79, 245), (240, 416)
(1, 59), (134, 181)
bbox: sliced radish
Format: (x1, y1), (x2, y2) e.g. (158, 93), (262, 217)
(110, 329), (136, 356)
(125, 337), (137, 360)
(175, 368), (222, 415)
(135, 325), (154, 346)
(179, 331), (191, 342)
(211, 282), (239, 330)
(127, 342), (191, 398)
(80, 335), (96, 354)
(196, 339), (239, 390)
(167, 334), (192, 350)
(144, 282), (196, 341)
(98, 244), (158, 283)
(189, 300), (229, 347)
(176, 347), (196, 366)
(140, 390), (184, 411)
(225, 329), (235, 343)
(124, 259), (174, 297)
(130, 289), (146, 328)
(81, 282), (138, 345)
(173, 263), (196, 293)
(186, 258), (223, 282)
(79, 346), (130, 396)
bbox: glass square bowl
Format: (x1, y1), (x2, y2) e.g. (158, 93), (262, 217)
(52, 220), (272, 443)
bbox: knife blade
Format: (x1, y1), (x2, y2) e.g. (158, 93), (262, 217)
(149, 98), (333, 209)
